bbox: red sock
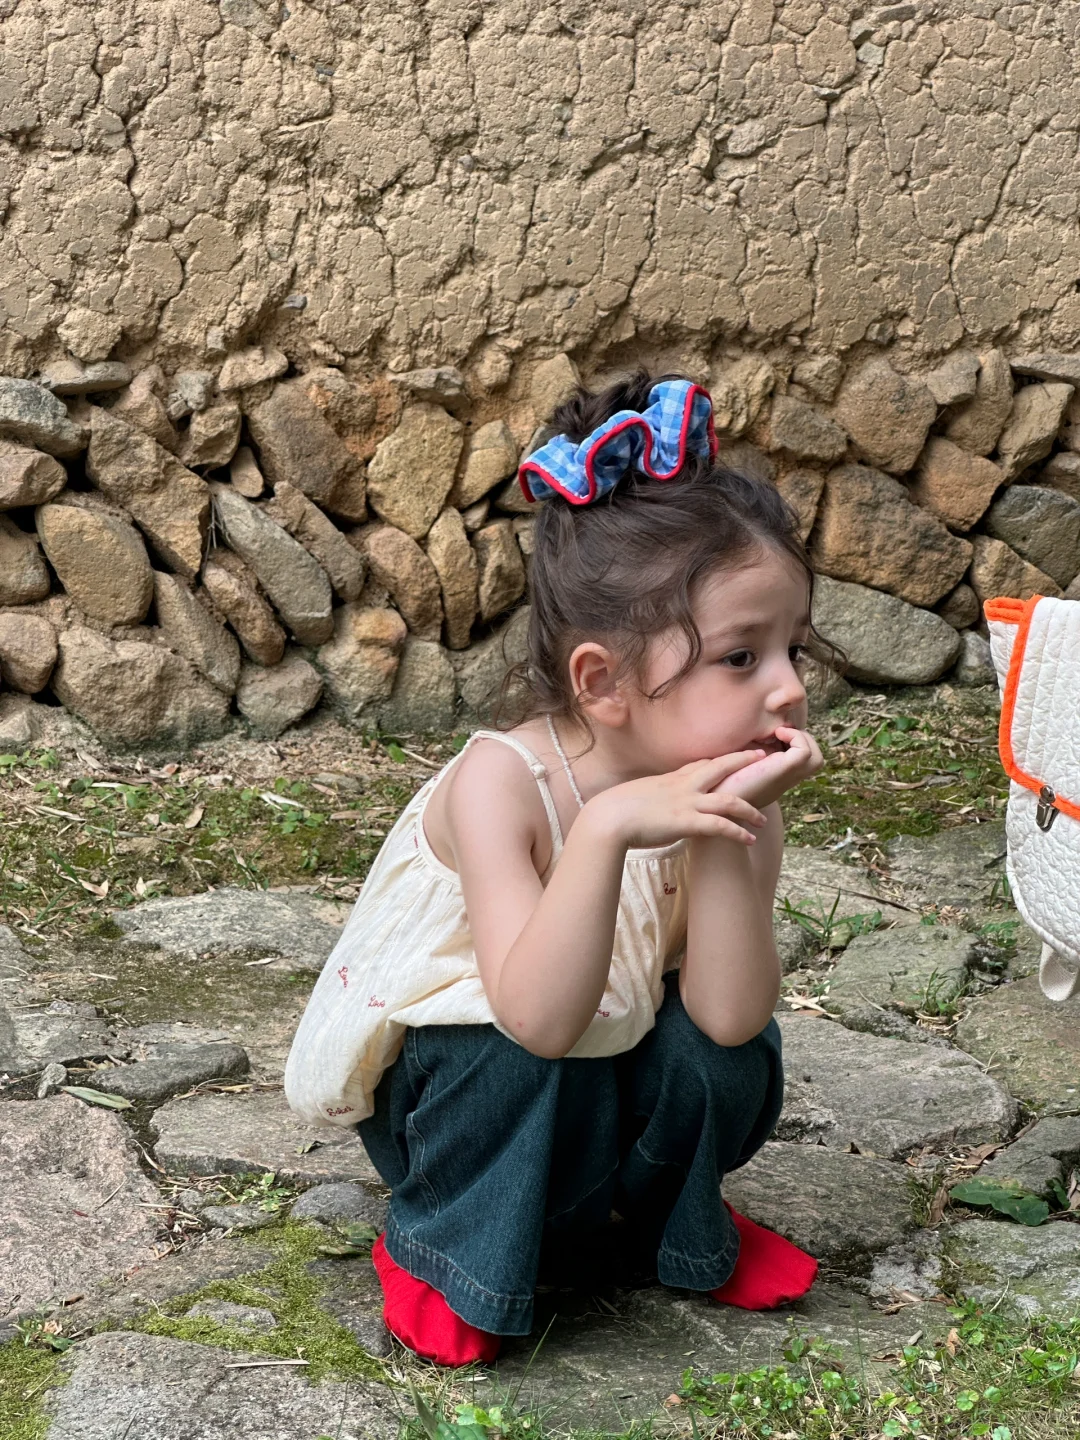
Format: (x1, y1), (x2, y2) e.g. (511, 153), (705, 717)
(709, 1207), (818, 1310)
(371, 1234), (501, 1366)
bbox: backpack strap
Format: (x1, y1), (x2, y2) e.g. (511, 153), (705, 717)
(1040, 944), (1080, 1003)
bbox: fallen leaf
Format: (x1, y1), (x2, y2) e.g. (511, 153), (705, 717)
(60, 1086), (134, 1111)
(966, 1142), (1003, 1162)
(664, 1395), (683, 1407)
(784, 994), (831, 1014)
(800, 813), (827, 822)
(183, 805), (205, 829)
(135, 877), (147, 898)
(79, 878), (109, 899)
(945, 1327), (960, 1357)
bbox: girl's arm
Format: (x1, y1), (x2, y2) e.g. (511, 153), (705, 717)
(446, 741), (769, 1059)
(680, 802), (784, 1047)
(680, 725), (823, 1046)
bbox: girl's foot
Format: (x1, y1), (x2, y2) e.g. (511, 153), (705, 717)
(372, 1234), (501, 1366)
(709, 1208), (818, 1310)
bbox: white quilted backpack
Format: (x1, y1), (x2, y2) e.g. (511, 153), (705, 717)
(986, 594), (1080, 1002)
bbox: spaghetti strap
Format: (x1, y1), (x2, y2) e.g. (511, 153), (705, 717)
(466, 729), (566, 854)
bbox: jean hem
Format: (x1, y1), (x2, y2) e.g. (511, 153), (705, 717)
(384, 1216), (535, 1336)
(656, 1232), (740, 1291)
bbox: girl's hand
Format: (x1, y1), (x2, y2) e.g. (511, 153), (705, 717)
(587, 750), (770, 850)
(715, 726), (823, 810)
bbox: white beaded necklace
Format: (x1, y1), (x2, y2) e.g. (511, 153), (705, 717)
(546, 714), (585, 811)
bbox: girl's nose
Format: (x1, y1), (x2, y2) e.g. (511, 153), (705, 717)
(767, 657), (807, 714)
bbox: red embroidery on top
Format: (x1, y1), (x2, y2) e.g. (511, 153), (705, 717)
(326, 1105), (355, 1116)
(367, 995), (386, 1008)
(337, 966), (349, 987)
(663, 882), (678, 895)
(596, 1008), (611, 1017)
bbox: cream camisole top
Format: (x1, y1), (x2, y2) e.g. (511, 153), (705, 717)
(285, 727), (689, 1128)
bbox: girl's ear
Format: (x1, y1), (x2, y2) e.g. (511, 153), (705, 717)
(568, 642), (628, 729)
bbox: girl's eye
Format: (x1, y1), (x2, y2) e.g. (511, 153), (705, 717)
(721, 649), (756, 669)
(790, 644), (810, 666)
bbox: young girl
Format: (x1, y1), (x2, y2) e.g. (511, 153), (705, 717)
(286, 372), (824, 1367)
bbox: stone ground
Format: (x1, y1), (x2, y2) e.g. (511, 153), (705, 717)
(2, 686), (1080, 1438)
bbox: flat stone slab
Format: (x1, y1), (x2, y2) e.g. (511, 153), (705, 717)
(494, 1282), (947, 1430)
(776, 1015), (1018, 1157)
(980, 1116), (1080, 1197)
(942, 1219), (1080, 1322)
(1, 1000), (119, 1076)
(199, 1201), (279, 1232)
(723, 1142), (916, 1272)
(116, 1020), (237, 1054)
(151, 1089), (381, 1185)
(870, 1232), (944, 1303)
(955, 975), (1080, 1112)
(187, 1297), (277, 1333)
(93, 1041), (249, 1106)
(778, 847), (914, 928)
(0, 923), (30, 979)
(885, 822), (1007, 912)
(45, 1332), (397, 1440)
(113, 887), (345, 970)
(306, 1255), (391, 1357)
(824, 925), (977, 1021)
(59, 1234), (276, 1332)
(0, 1095), (162, 1321)
(291, 1180), (388, 1230)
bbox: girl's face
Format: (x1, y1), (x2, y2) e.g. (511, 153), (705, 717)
(629, 547), (811, 772)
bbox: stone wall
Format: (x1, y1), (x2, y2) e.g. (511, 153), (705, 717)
(2, 0), (1080, 745)
(2, 343), (1080, 746)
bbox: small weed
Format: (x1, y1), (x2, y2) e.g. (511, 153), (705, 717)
(917, 968), (971, 1020)
(777, 893), (883, 951)
(986, 874), (1014, 908)
(11, 1315), (72, 1354)
(216, 1171), (299, 1212)
(908, 1164), (949, 1228)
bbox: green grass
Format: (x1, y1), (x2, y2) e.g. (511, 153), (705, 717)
(0, 740), (439, 938)
(785, 690), (1008, 855)
(669, 1302), (1080, 1437)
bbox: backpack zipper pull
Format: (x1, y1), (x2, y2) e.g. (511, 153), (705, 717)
(1036, 785), (1060, 832)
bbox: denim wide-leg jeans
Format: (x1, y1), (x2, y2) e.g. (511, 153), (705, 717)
(358, 973), (783, 1335)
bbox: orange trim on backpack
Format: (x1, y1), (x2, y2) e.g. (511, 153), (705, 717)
(985, 593), (1080, 823)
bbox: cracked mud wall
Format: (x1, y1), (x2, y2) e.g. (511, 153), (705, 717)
(2, 0), (1080, 380)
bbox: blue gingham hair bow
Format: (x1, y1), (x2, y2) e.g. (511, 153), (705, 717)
(518, 379), (719, 506)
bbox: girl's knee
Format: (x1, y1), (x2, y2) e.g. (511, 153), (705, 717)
(671, 1013), (782, 1119)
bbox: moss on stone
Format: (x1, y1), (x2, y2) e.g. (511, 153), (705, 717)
(124, 1221), (388, 1383)
(0, 1340), (64, 1440)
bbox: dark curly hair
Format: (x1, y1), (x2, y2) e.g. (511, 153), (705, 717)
(501, 369), (832, 728)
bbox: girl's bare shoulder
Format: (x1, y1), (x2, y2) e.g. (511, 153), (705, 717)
(424, 727), (553, 872)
